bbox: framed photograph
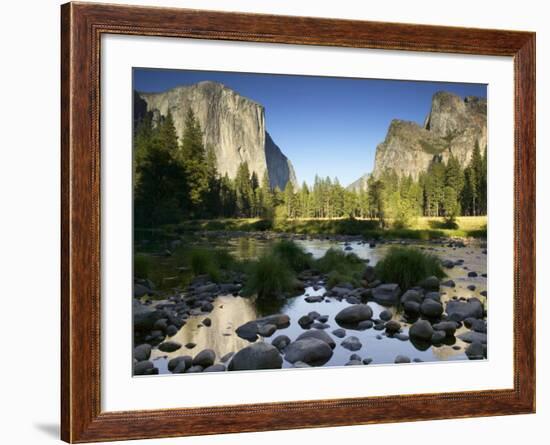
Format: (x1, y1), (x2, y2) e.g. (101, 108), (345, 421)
(61, 2), (535, 442)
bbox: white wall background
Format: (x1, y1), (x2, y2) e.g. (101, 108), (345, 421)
(0, 0), (546, 444)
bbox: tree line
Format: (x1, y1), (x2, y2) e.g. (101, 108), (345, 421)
(134, 108), (487, 228)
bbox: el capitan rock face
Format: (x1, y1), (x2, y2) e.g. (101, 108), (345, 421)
(136, 81), (297, 190)
(348, 91), (486, 188)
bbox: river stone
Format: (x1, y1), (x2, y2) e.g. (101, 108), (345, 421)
(420, 276), (440, 291)
(193, 349), (216, 367)
(468, 271), (478, 277)
(204, 364), (226, 372)
(465, 342), (485, 359)
(385, 320), (401, 334)
(431, 330), (447, 344)
(186, 365), (204, 373)
(256, 314), (291, 329)
(134, 360), (157, 375)
(341, 336), (362, 351)
(229, 343), (283, 371)
(133, 344), (152, 362)
(432, 321), (458, 336)
(165, 325), (178, 337)
(154, 318), (168, 331)
(335, 304), (373, 326)
(379, 310), (392, 321)
(394, 355), (411, 364)
(441, 279), (456, 288)
(298, 315), (314, 328)
(202, 317), (212, 327)
(293, 361), (311, 368)
(235, 321), (259, 342)
(372, 284), (401, 305)
(297, 330), (336, 349)
(331, 286), (351, 297)
(357, 320), (374, 330)
(409, 320), (434, 341)
(458, 331), (487, 344)
(158, 341), (182, 352)
(196, 283), (218, 294)
(305, 295), (324, 303)
(403, 301), (421, 315)
(424, 291), (441, 302)
(257, 323), (277, 337)
(271, 335), (291, 351)
(446, 298), (484, 321)
(284, 338), (333, 365)
(441, 259), (455, 269)
(332, 328), (346, 338)
(401, 289), (423, 304)
(133, 299), (162, 332)
(168, 355), (192, 372)
(420, 299), (444, 318)
(464, 318), (487, 333)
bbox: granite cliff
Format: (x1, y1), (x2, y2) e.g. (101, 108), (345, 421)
(136, 81), (297, 190)
(348, 91), (487, 189)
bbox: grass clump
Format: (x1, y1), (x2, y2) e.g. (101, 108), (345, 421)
(189, 247), (237, 282)
(271, 239), (312, 272)
(374, 246), (446, 291)
(242, 253), (295, 299)
(315, 248), (366, 288)
(134, 254), (151, 279)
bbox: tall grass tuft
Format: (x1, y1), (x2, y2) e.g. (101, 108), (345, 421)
(242, 253), (295, 299)
(374, 246), (445, 291)
(189, 247), (236, 282)
(134, 254), (151, 279)
(315, 248), (366, 288)
(271, 239), (312, 272)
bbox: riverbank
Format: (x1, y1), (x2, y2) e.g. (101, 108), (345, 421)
(151, 216), (487, 240)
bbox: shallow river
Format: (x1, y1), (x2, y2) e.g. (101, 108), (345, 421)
(149, 238), (487, 371)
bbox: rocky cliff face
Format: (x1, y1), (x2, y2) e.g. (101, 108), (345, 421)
(136, 81), (297, 190)
(349, 91), (487, 188)
(347, 173), (370, 193)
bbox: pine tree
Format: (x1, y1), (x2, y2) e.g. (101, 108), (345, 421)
(235, 161), (252, 217)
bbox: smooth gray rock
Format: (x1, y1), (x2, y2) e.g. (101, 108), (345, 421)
(432, 321), (458, 336)
(401, 289), (423, 304)
(133, 344), (152, 362)
(394, 355), (411, 364)
(341, 336), (362, 351)
(465, 342), (485, 359)
(332, 328), (346, 338)
(458, 331), (487, 344)
(420, 299), (444, 318)
(335, 304), (373, 326)
(229, 343), (283, 371)
(420, 276), (440, 291)
(379, 310), (393, 321)
(204, 364), (226, 372)
(193, 349), (216, 367)
(134, 360), (157, 375)
(257, 323), (277, 337)
(284, 338), (333, 365)
(271, 335), (291, 351)
(296, 329), (336, 349)
(446, 298), (484, 321)
(168, 355), (192, 372)
(158, 341), (182, 352)
(385, 320), (401, 334)
(409, 320), (434, 341)
(372, 284), (401, 305)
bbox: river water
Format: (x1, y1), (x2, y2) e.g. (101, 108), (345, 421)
(149, 237), (487, 371)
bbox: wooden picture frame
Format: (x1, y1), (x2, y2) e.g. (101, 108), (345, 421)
(61, 2), (535, 442)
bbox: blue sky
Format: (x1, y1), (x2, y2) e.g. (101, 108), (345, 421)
(134, 68), (486, 187)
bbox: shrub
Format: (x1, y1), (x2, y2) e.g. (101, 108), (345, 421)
(374, 246), (446, 291)
(315, 248), (366, 288)
(242, 253), (295, 299)
(189, 248), (222, 282)
(271, 239), (312, 272)
(134, 254), (151, 279)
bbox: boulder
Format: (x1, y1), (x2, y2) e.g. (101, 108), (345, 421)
(220, 352), (234, 363)
(133, 344), (152, 362)
(420, 299), (444, 318)
(441, 279), (456, 288)
(193, 349), (216, 367)
(357, 320), (374, 330)
(165, 325), (178, 337)
(379, 310), (392, 321)
(335, 304), (373, 326)
(432, 321), (458, 336)
(431, 330), (446, 344)
(296, 330), (336, 349)
(409, 320), (434, 341)
(284, 338), (333, 365)
(298, 315), (314, 328)
(372, 284), (401, 305)
(341, 336), (362, 351)
(134, 360), (157, 375)
(332, 328), (346, 338)
(257, 324), (277, 337)
(464, 318), (487, 333)
(458, 331), (487, 344)
(271, 335), (291, 351)
(420, 276), (440, 291)
(204, 364), (226, 372)
(401, 289), (423, 304)
(186, 365), (204, 373)
(394, 355), (411, 364)
(403, 301), (421, 315)
(229, 343), (283, 371)
(133, 299), (162, 332)
(465, 342), (485, 360)
(385, 320), (401, 334)
(158, 341), (182, 352)
(168, 355), (192, 373)
(446, 298), (484, 321)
